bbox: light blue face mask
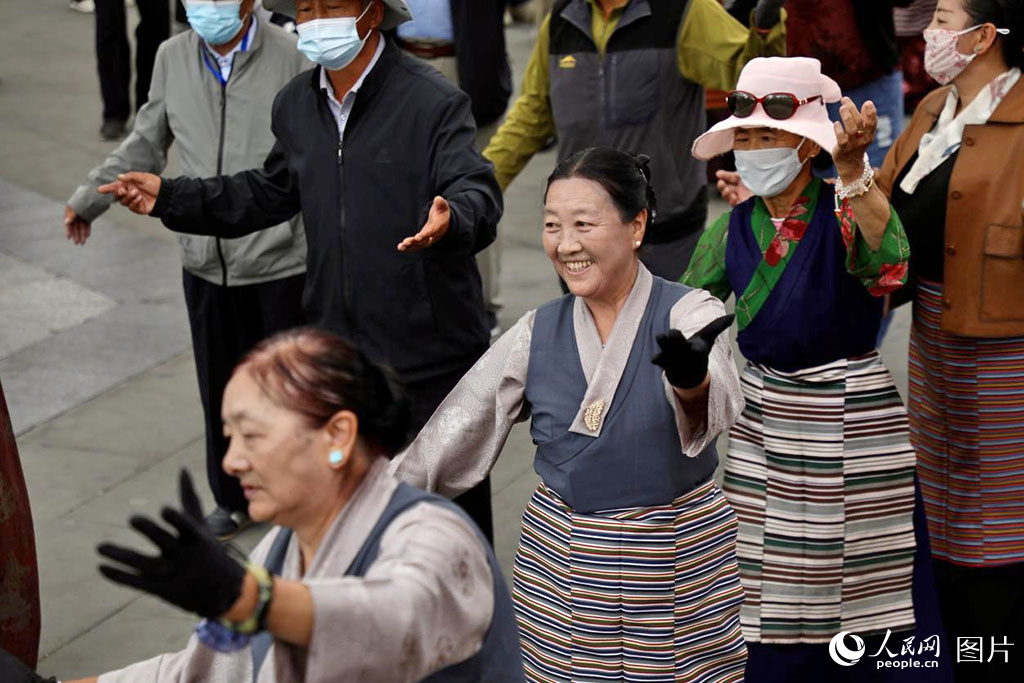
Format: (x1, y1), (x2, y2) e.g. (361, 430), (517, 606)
(734, 138), (807, 198)
(296, 2), (372, 71)
(185, 0), (244, 46)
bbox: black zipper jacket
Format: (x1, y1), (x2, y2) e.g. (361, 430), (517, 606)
(152, 39), (501, 381)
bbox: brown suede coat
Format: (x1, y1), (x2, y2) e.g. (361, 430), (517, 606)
(879, 78), (1024, 337)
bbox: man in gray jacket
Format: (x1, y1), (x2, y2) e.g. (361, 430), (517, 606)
(65, 0), (310, 539)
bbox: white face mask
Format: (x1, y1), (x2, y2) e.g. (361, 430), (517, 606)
(296, 2), (371, 71)
(734, 138), (807, 198)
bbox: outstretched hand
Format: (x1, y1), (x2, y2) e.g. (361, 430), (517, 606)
(64, 205), (91, 246)
(96, 469), (246, 619)
(652, 314), (735, 390)
(715, 170), (753, 207)
(97, 172), (162, 216)
(832, 97), (877, 177)
(398, 196), (450, 252)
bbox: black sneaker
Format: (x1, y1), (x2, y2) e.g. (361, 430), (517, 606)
(99, 119), (127, 141)
(205, 506), (251, 541)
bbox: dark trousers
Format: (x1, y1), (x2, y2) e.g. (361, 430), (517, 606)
(638, 188), (708, 283)
(182, 270), (306, 513)
(404, 364), (494, 544)
(94, 0), (170, 121)
(933, 559), (1024, 683)
(637, 227), (703, 283)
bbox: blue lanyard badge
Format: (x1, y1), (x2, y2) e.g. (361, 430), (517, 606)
(201, 22), (252, 86)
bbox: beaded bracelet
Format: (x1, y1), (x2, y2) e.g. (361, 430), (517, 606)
(835, 154), (875, 200)
(195, 618), (252, 653)
(194, 564), (274, 653)
(226, 564), (274, 636)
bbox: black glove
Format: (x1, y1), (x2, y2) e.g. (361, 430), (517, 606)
(652, 314), (735, 390)
(753, 0), (785, 29)
(0, 648), (56, 683)
(97, 469), (246, 620)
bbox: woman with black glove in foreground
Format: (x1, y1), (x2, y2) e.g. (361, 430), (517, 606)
(52, 329), (525, 683)
(392, 147), (747, 681)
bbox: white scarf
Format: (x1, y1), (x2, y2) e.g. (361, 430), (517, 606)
(899, 67), (1021, 194)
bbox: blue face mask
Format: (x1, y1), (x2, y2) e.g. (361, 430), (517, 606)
(186, 0), (244, 46)
(296, 3), (371, 71)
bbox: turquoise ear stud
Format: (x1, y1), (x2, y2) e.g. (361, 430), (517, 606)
(329, 449), (345, 466)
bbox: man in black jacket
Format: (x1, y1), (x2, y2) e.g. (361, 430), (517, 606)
(99, 0), (502, 541)
(392, 0), (512, 338)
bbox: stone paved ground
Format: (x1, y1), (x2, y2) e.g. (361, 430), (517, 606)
(0, 2), (911, 678)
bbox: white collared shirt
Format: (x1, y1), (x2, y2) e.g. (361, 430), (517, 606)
(319, 36), (386, 142)
(397, 0), (454, 42)
(202, 15), (258, 82)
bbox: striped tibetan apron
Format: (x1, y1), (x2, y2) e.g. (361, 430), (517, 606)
(723, 352), (918, 644)
(513, 480), (746, 682)
(909, 280), (1024, 566)
(516, 278), (746, 682)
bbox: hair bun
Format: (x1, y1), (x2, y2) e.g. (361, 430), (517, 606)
(634, 153), (652, 182)
(546, 146), (658, 239)
(634, 153), (657, 226)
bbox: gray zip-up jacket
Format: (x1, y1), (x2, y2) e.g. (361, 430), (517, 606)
(68, 20), (309, 286)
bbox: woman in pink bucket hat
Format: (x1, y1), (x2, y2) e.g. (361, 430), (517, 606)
(684, 56), (953, 680)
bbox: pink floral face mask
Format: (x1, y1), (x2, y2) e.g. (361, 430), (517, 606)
(924, 25), (982, 85)
(923, 24), (1010, 85)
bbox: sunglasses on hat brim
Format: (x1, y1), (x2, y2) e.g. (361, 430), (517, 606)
(726, 91), (824, 121)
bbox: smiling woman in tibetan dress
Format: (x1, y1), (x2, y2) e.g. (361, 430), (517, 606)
(394, 146), (750, 682)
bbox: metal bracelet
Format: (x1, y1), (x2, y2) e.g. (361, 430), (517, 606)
(835, 155), (875, 200)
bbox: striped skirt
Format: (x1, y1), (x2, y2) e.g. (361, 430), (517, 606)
(909, 280), (1024, 566)
(512, 479), (746, 682)
(722, 353), (918, 644)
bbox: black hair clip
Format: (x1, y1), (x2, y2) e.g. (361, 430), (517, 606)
(633, 153), (651, 181)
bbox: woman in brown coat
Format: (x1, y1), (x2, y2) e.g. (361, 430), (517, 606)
(876, 1), (1024, 680)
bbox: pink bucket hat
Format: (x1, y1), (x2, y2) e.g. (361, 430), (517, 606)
(692, 57), (843, 160)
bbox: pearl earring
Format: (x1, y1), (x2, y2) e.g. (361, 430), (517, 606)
(634, 240), (641, 248)
(328, 449), (345, 466)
